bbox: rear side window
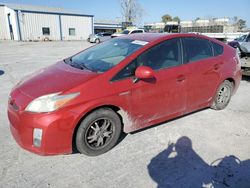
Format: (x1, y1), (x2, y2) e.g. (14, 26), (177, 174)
(131, 30), (143, 34)
(183, 37), (213, 63)
(212, 42), (223, 56)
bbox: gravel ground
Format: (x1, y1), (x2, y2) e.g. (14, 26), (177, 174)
(0, 41), (250, 188)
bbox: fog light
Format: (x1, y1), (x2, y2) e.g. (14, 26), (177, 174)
(33, 128), (43, 147)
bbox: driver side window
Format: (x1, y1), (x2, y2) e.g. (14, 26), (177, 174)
(111, 60), (138, 81)
(111, 38), (182, 81)
(137, 38), (182, 70)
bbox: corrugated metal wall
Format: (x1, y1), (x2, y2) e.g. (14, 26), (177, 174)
(0, 6), (19, 40)
(19, 12), (61, 41)
(61, 15), (92, 40)
(0, 6), (10, 40)
(1, 6), (93, 41)
(6, 7), (19, 40)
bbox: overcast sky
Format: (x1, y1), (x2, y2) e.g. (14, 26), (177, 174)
(2, 0), (250, 28)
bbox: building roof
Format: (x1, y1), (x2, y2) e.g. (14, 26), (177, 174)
(95, 19), (121, 25)
(0, 2), (93, 17)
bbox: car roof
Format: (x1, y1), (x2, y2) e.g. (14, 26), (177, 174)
(119, 33), (219, 43)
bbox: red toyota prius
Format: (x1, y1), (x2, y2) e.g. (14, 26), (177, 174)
(8, 33), (241, 156)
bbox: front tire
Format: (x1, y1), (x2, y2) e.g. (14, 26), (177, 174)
(211, 80), (234, 110)
(76, 108), (121, 156)
(95, 39), (100, 44)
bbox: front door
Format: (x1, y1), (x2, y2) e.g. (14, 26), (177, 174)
(130, 38), (187, 128)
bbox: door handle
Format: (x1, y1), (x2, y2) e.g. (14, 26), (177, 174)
(176, 75), (186, 82)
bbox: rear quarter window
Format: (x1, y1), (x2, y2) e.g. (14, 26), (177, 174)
(212, 42), (224, 56)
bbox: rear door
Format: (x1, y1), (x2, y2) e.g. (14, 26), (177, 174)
(182, 37), (221, 111)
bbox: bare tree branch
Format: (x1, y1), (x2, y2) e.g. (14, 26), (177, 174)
(120, 0), (144, 24)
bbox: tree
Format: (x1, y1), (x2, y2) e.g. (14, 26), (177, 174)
(173, 16), (180, 23)
(237, 19), (246, 30)
(195, 17), (201, 21)
(232, 16), (246, 31)
(120, 0), (144, 24)
(162, 14), (172, 24)
(233, 16), (238, 23)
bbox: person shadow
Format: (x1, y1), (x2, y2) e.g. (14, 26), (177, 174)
(148, 136), (250, 188)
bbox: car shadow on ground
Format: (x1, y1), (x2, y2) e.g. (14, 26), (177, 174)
(242, 75), (250, 82)
(0, 70), (5, 76)
(147, 136), (250, 188)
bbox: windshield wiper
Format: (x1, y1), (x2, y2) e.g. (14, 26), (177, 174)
(64, 57), (97, 72)
(64, 58), (82, 69)
(76, 63), (89, 70)
(63, 57), (72, 64)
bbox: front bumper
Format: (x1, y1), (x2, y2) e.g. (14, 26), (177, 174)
(8, 105), (79, 155)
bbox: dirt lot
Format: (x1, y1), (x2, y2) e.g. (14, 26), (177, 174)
(0, 41), (250, 188)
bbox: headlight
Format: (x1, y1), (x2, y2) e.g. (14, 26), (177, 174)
(25, 92), (80, 113)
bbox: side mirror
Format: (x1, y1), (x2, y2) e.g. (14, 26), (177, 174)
(135, 66), (155, 79)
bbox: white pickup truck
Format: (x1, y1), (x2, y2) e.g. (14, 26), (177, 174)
(111, 28), (145, 38)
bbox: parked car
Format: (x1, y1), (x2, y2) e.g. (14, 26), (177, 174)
(87, 32), (112, 43)
(111, 28), (144, 38)
(239, 34), (250, 54)
(8, 33), (241, 156)
(239, 34), (250, 76)
(228, 34), (248, 49)
(228, 34), (250, 76)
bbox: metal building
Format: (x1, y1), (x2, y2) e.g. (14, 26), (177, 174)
(94, 20), (122, 34)
(0, 3), (94, 41)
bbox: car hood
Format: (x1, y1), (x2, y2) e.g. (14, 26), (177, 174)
(89, 34), (97, 38)
(14, 61), (98, 99)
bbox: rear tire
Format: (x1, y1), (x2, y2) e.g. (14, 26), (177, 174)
(211, 80), (234, 110)
(76, 108), (121, 156)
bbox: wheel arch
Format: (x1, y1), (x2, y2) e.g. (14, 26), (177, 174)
(225, 77), (235, 86)
(72, 104), (123, 152)
(210, 77), (236, 105)
(223, 77), (235, 93)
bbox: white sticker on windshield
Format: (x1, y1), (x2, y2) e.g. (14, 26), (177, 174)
(131, 40), (149, 46)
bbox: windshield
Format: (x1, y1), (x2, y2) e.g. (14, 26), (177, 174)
(236, 35), (247, 42)
(121, 30), (130, 34)
(66, 38), (146, 72)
